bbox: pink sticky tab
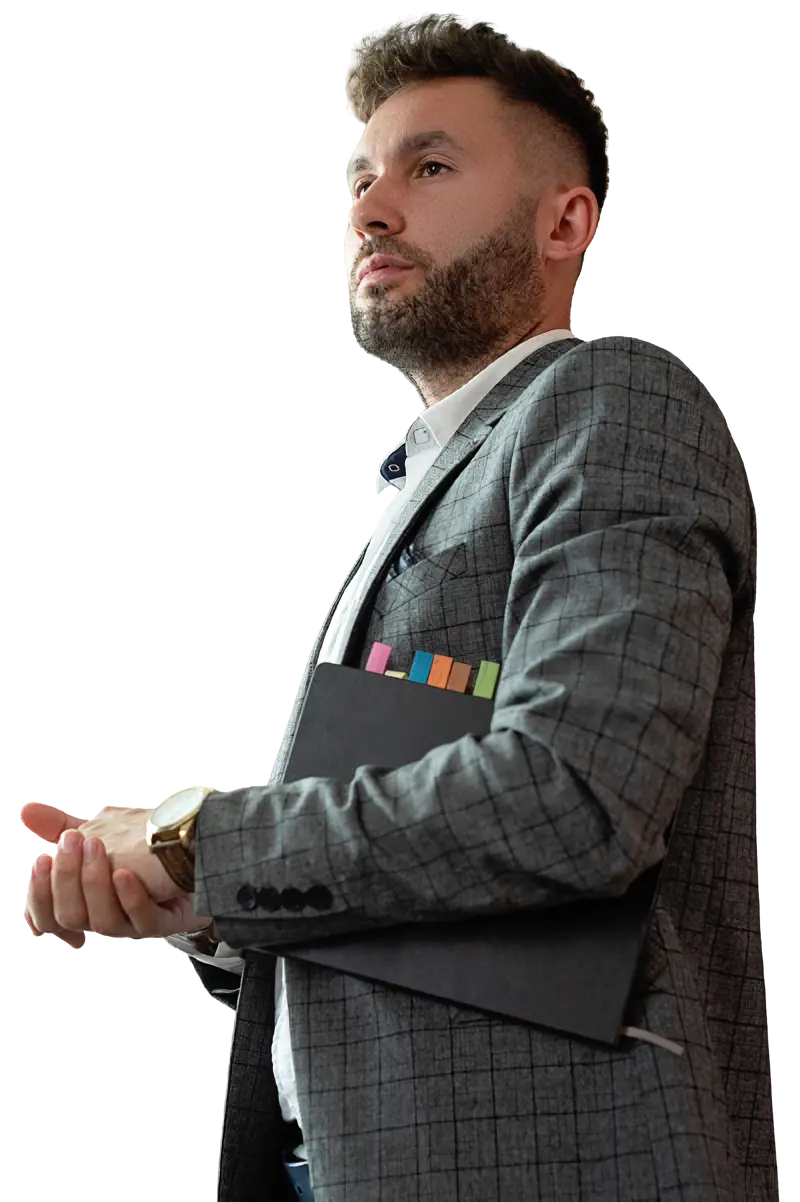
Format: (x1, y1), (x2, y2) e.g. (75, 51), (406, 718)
(365, 641), (393, 674)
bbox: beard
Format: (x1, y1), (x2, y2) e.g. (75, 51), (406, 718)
(348, 193), (548, 403)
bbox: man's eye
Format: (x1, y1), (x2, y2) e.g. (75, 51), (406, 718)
(354, 160), (449, 200)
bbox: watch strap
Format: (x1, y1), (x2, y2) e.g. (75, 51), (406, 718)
(154, 837), (195, 894)
(149, 803), (203, 894)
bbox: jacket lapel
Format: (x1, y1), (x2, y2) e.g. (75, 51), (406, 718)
(270, 336), (582, 786)
(276, 414), (483, 764)
(338, 420), (490, 663)
(339, 337), (583, 666)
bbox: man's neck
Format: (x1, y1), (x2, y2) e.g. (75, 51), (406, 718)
(415, 319), (570, 407)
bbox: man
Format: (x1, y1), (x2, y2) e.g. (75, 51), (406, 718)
(22, 28), (778, 1202)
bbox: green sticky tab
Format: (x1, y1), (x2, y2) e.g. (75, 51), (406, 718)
(473, 660), (500, 700)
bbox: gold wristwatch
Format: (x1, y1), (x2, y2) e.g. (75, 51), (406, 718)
(146, 785), (216, 895)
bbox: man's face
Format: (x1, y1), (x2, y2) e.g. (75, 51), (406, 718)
(343, 77), (552, 403)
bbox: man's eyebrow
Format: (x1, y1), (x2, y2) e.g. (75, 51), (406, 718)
(346, 130), (469, 183)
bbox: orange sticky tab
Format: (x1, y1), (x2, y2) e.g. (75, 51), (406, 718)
(445, 662), (471, 693)
(365, 642), (392, 674)
(428, 655), (454, 688)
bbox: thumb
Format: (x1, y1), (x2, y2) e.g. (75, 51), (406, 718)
(20, 803), (88, 844)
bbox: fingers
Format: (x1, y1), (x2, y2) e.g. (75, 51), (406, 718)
(25, 834), (203, 944)
(27, 855), (60, 931)
(81, 838), (139, 937)
(51, 833), (148, 939)
(25, 857), (86, 949)
(111, 870), (178, 938)
(50, 830), (90, 931)
(20, 803), (88, 845)
(24, 869), (46, 937)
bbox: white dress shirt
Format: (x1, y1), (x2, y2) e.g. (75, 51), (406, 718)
(165, 329), (577, 1160)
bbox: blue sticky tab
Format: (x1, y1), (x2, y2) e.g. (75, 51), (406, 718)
(408, 650), (434, 684)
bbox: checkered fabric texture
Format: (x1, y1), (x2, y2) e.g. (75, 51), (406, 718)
(191, 336), (778, 1201)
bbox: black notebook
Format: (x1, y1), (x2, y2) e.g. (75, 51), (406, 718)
(271, 661), (668, 1046)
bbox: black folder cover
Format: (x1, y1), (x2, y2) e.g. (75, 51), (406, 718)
(271, 662), (666, 1046)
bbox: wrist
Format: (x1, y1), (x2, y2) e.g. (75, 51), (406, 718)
(146, 786), (216, 896)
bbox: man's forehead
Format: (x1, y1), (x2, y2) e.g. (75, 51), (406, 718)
(346, 79), (510, 182)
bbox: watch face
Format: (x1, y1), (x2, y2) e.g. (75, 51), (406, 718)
(154, 786), (207, 827)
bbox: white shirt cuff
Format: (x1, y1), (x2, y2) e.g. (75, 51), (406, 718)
(164, 933), (245, 973)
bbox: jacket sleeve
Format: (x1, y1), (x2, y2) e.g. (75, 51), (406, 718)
(193, 339), (751, 952)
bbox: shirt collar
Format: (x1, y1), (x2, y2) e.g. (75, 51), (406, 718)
(408, 326), (569, 451)
(376, 328), (574, 493)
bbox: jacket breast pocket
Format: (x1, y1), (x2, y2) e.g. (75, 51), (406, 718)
(376, 541), (468, 618)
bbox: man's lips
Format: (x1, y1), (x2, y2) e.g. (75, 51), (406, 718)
(358, 264), (415, 287)
(356, 255), (415, 284)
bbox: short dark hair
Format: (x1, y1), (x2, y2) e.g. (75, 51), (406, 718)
(345, 13), (610, 274)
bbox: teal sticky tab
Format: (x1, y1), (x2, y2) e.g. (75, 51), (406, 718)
(473, 660), (500, 700)
(408, 650), (434, 684)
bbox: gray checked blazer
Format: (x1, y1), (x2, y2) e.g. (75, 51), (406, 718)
(190, 335), (779, 1201)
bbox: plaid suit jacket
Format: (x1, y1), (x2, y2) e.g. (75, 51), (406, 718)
(190, 336), (779, 1201)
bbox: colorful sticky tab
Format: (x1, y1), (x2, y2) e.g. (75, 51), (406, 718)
(427, 655), (454, 688)
(473, 660), (500, 700)
(445, 662), (471, 693)
(365, 641), (392, 674)
(385, 671), (408, 679)
(408, 650), (434, 684)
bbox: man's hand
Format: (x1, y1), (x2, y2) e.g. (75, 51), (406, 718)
(21, 803), (215, 945)
(24, 838), (212, 945)
(22, 802), (185, 902)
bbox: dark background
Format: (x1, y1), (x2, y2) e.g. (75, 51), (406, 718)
(15, 14), (778, 1197)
